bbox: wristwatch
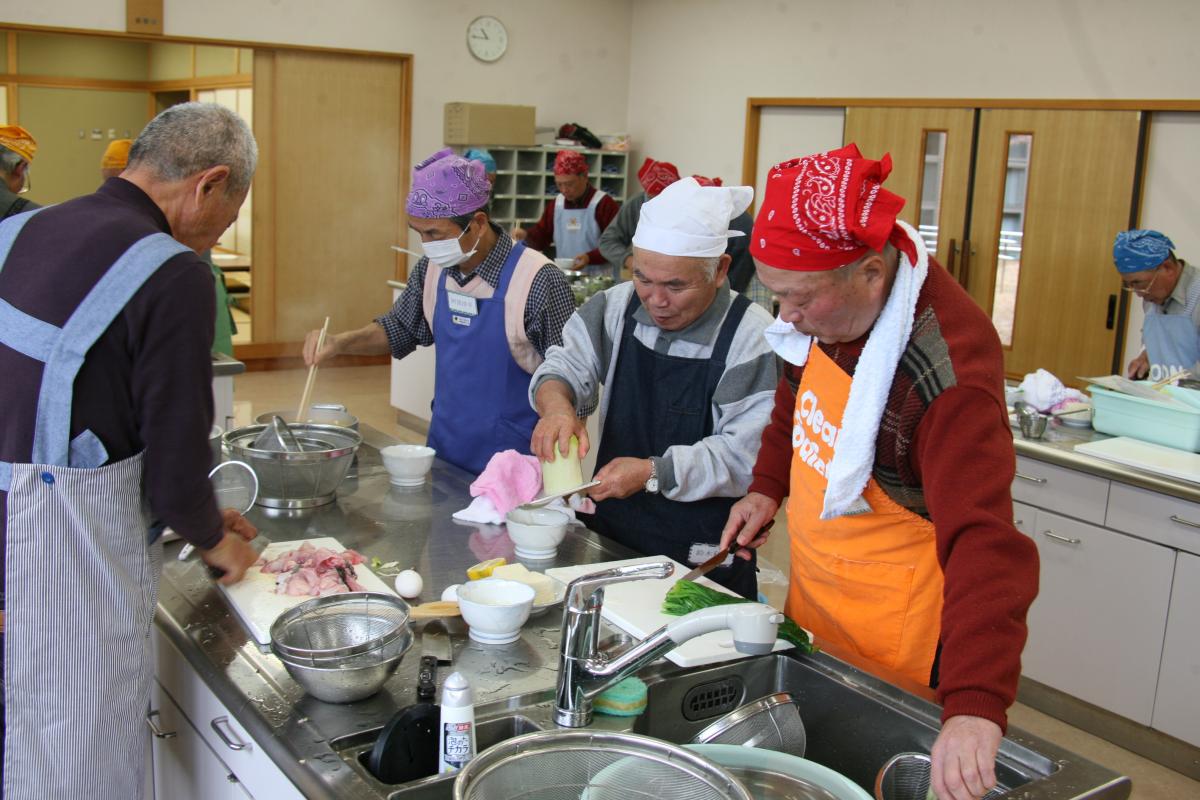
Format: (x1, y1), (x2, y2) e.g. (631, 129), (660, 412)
(645, 458), (659, 494)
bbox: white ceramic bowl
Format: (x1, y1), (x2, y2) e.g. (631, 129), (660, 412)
(456, 578), (535, 644)
(380, 444), (436, 486)
(504, 507), (570, 559)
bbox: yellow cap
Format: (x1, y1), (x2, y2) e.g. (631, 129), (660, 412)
(101, 138), (133, 170)
(0, 125), (36, 162)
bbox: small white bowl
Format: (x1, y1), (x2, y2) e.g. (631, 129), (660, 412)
(380, 444), (436, 486)
(505, 507), (570, 559)
(456, 578), (535, 644)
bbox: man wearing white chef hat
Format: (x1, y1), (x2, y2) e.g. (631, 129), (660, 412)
(529, 178), (778, 598)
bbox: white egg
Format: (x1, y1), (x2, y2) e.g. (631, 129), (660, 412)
(394, 569), (424, 598)
(441, 584), (461, 602)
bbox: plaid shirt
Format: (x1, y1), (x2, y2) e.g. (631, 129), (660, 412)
(377, 224), (575, 361)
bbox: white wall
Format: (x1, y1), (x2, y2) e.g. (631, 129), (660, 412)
(3, 0), (634, 196)
(627, 0), (1200, 184)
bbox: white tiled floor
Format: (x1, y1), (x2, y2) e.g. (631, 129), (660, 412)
(233, 364), (1200, 799)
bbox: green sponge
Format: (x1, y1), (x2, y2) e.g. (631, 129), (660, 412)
(594, 676), (648, 717)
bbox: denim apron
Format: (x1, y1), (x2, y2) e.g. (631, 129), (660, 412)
(1142, 275), (1200, 382)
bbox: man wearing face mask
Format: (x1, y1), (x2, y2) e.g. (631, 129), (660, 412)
(304, 148), (575, 475)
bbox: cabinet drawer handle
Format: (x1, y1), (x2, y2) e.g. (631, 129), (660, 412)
(145, 709), (177, 739)
(210, 716), (248, 751)
(1042, 530), (1081, 545)
(1169, 514), (1200, 530)
(1014, 472), (1047, 484)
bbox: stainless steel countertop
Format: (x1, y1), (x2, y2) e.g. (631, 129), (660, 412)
(1011, 418), (1200, 503)
(154, 425), (634, 799)
(212, 352), (246, 377)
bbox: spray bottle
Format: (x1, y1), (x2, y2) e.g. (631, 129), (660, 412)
(437, 671), (476, 774)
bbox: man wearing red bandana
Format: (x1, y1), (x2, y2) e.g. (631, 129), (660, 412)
(512, 149), (619, 273)
(720, 144), (1038, 800)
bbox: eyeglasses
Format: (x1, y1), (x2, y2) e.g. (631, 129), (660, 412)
(1122, 267), (1161, 295)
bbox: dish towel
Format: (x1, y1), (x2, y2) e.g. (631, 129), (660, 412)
(451, 449), (594, 524)
(1019, 369), (1086, 412)
(762, 220), (929, 520)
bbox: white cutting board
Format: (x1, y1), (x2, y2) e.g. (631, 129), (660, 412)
(546, 556), (795, 668)
(217, 537), (398, 646)
(1075, 437), (1200, 484)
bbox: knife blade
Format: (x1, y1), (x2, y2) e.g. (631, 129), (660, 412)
(421, 619), (453, 665)
(681, 520), (775, 583)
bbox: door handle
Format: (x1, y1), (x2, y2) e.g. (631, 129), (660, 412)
(946, 238), (959, 280)
(1041, 530), (1082, 545)
(1170, 514), (1200, 529)
(210, 716), (249, 751)
(1106, 295), (1117, 330)
(145, 709), (177, 739)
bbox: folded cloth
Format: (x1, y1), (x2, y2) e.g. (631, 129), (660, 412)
(470, 450), (543, 516)
(1020, 369), (1086, 412)
(761, 221), (929, 520)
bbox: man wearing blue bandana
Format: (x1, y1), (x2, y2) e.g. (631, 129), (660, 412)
(1113, 229), (1198, 381)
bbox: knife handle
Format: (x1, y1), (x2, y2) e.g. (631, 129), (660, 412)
(417, 655), (437, 700)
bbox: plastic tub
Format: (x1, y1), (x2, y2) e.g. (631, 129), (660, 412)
(1088, 385), (1200, 452)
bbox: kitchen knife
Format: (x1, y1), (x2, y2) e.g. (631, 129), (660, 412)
(680, 520), (775, 582)
(421, 619), (453, 665)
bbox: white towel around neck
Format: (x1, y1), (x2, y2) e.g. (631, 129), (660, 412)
(763, 220), (930, 520)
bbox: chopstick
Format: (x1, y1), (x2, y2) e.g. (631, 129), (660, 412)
(297, 316), (330, 422)
(1150, 370), (1191, 390)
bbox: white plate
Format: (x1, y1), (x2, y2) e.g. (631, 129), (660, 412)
(528, 576), (567, 617)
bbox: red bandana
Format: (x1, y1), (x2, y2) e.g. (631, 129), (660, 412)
(691, 174), (723, 187)
(637, 157), (681, 198)
(554, 150), (589, 176)
(750, 144), (914, 271)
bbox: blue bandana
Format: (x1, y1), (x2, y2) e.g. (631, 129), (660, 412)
(464, 148), (497, 175)
(1113, 229), (1174, 274)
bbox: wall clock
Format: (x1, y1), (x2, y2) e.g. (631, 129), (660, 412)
(467, 16), (508, 63)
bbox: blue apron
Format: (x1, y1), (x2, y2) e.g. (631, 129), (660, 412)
(426, 242), (540, 475)
(1143, 275), (1200, 383)
(580, 291), (758, 599)
(0, 207), (189, 797)
(553, 190), (606, 274)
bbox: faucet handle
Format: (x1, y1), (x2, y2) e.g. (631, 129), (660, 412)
(565, 561), (674, 611)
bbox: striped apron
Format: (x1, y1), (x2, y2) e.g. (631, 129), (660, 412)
(0, 208), (190, 798)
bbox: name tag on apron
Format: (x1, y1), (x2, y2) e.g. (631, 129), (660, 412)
(566, 216), (583, 232)
(451, 314), (472, 327)
(447, 291), (478, 317)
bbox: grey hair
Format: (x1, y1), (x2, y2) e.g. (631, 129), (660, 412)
(127, 102), (257, 194)
(0, 147), (26, 176)
(698, 256), (721, 281)
(831, 242), (898, 281)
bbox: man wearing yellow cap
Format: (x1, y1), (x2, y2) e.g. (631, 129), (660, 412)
(100, 138), (132, 181)
(0, 125), (39, 219)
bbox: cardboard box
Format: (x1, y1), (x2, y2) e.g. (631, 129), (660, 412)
(444, 103), (535, 146)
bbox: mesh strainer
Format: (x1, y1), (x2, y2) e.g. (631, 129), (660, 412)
(208, 459), (258, 514)
(874, 753), (1008, 800)
(270, 592), (412, 664)
(692, 692), (807, 757)
(453, 729), (754, 800)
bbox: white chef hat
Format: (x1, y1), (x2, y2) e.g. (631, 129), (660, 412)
(632, 177), (754, 258)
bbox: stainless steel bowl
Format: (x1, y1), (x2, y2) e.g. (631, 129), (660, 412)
(270, 592), (412, 662)
(275, 627), (413, 703)
(225, 423), (362, 508)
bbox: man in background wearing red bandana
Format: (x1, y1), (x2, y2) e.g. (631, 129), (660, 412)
(512, 149), (619, 273)
(720, 144), (1038, 800)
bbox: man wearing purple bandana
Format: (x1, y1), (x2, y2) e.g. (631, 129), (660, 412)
(1112, 229), (1198, 381)
(304, 149), (575, 474)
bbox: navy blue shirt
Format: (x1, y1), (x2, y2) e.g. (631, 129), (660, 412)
(0, 178), (223, 597)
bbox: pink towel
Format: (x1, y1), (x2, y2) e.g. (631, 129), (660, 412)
(470, 450), (542, 517)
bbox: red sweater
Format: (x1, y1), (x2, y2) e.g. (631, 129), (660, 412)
(749, 260), (1039, 732)
(523, 184), (620, 265)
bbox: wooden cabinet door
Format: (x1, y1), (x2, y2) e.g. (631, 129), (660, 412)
(967, 109), (1141, 382)
(843, 107), (974, 272)
(1023, 510), (1174, 724)
(150, 683), (254, 800)
(1153, 551), (1200, 746)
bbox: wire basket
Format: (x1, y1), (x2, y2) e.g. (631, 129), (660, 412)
(453, 730), (754, 800)
(875, 753), (1008, 800)
(693, 693), (807, 757)
(270, 592), (411, 664)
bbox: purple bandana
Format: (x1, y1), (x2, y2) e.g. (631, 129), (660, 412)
(406, 148), (492, 218)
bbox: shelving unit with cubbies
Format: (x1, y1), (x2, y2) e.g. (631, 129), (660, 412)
(475, 146), (629, 230)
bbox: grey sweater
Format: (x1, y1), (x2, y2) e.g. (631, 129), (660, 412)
(597, 191), (647, 274)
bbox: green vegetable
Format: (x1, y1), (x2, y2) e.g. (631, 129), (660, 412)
(661, 580), (815, 653)
(370, 556), (383, 570)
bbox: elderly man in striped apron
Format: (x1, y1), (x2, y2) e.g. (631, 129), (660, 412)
(0, 103), (260, 798)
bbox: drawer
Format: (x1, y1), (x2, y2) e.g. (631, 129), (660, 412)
(1152, 552), (1200, 746)
(154, 629), (304, 800)
(1011, 456), (1110, 525)
(1105, 481), (1200, 557)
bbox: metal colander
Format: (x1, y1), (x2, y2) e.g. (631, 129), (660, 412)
(875, 753), (1008, 800)
(270, 592), (411, 664)
(692, 693), (807, 757)
(453, 730), (754, 800)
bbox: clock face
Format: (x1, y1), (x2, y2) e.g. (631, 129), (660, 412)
(467, 16), (508, 63)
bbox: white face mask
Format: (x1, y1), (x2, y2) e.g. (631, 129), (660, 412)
(409, 222), (480, 269)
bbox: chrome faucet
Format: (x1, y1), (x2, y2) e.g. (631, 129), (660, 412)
(554, 561), (784, 728)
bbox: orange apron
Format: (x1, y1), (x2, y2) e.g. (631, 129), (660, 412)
(785, 344), (944, 685)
